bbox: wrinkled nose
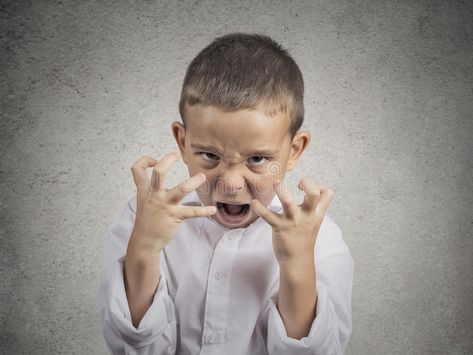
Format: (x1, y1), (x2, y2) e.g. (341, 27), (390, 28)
(216, 170), (246, 195)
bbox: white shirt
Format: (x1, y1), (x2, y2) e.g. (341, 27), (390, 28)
(97, 190), (354, 355)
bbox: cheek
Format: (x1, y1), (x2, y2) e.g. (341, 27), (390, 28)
(251, 176), (277, 196)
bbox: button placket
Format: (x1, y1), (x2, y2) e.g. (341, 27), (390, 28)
(215, 271), (227, 280)
(201, 230), (242, 349)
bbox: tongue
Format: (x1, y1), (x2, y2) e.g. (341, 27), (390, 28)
(225, 203), (245, 215)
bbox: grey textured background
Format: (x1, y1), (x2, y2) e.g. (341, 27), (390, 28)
(1, 0), (472, 354)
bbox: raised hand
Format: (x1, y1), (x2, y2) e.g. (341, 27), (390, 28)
(251, 177), (334, 265)
(125, 152), (217, 327)
(130, 152), (217, 251)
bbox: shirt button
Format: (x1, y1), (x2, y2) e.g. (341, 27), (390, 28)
(215, 271), (227, 280)
(226, 230), (242, 240)
(227, 233), (239, 240)
(205, 333), (215, 343)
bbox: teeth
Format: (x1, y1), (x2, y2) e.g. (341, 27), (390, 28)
(217, 202), (247, 205)
(216, 202), (250, 208)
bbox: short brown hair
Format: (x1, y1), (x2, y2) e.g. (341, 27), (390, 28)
(179, 32), (304, 139)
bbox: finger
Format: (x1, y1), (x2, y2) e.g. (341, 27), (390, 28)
(251, 198), (280, 227)
(315, 185), (334, 217)
(298, 177), (321, 213)
(177, 205), (217, 219)
(149, 167), (159, 192)
(275, 179), (298, 219)
(149, 152), (181, 191)
(166, 172), (207, 204)
(131, 155), (158, 191)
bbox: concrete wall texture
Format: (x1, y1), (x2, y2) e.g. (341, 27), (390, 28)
(1, 0), (472, 354)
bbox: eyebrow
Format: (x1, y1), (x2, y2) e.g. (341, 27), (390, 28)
(190, 143), (278, 156)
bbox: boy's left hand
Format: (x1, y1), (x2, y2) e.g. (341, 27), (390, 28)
(251, 178), (334, 265)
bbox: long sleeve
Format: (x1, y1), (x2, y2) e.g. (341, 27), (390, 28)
(262, 217), (354, 355)
(97, 198), (178, 355)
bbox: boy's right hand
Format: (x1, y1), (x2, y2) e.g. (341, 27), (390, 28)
(130, 152), (216, 252)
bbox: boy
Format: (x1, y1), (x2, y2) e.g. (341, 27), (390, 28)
(97, 32), (353, 355)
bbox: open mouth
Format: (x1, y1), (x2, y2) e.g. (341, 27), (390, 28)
(216, 201), (250, 225)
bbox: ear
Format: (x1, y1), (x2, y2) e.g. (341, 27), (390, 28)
(286, 131), (311, 172)
(171, 121), (188, 164)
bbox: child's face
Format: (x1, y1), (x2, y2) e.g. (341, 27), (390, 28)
(172, 103), (310, 229)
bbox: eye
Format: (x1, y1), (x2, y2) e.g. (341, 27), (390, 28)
(199, 152), (220, 162)
(248, 156), (268, 165)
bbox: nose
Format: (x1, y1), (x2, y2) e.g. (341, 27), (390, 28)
(215, 168), (246, 195)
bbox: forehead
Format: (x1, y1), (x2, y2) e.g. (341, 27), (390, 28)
(184, 105), (291, 154)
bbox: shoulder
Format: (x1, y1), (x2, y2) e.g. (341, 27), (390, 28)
(102, 196), (138, 257)
(315, 214), (352, 261)
(317, 214), (344, 246)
